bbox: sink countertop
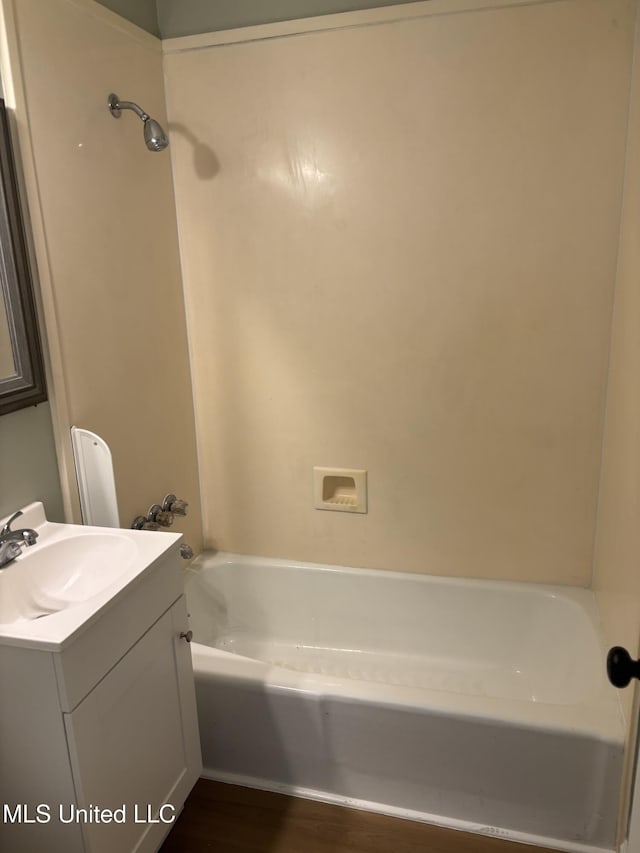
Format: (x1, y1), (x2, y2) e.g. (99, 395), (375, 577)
(0, 503), (182, 651)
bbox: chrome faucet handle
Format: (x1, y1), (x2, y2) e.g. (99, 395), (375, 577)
(148, 504), (174, 527)
(131, 516), (160, 531)
(1, 510), (23, 536)
(162, 494), (189, 516)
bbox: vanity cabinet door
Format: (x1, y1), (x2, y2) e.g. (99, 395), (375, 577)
(63, 596), (202, 853)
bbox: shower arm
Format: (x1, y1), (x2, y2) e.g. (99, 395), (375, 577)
(117, 101), (148, 121)
(108, 95), (148, 122)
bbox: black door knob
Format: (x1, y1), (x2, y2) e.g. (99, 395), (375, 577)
(607, 646), (640, 688)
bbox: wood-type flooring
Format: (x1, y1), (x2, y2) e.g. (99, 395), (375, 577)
(159, 779), (566, 853)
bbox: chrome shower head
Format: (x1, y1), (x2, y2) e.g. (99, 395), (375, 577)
(143, 118), (169, 152)
(108, 93), (169, 152)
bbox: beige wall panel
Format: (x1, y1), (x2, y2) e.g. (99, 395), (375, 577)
(165, 0), (633, 580)
(594, 2), (640, 749)
(11, 0), (202, 548)
(593, 7), (640, 834)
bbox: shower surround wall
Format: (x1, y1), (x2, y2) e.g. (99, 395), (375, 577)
(164, 0), (635, 583)
(592, 5), (640, 826)
(1, 0), (202, 548)
(595, 4), (640, 679)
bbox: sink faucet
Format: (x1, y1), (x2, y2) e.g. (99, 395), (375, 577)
(0, 510), (39, 568)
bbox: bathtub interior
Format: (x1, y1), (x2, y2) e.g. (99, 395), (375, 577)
(185, 555), (613, 707)
(184, 553), (626, 852)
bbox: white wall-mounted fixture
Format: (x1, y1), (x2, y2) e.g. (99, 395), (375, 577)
(313, 467), (367, 513)
(70, 426), (119, 527)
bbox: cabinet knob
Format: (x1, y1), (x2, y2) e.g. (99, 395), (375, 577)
(179, 630), (193, 643)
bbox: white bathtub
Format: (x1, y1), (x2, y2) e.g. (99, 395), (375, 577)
(184, 553), (624, 852)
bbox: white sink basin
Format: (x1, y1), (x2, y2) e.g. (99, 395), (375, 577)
(0, 502), (182, 650)
(0, 533), (136, 623)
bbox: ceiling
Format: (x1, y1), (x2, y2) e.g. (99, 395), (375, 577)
(97, 0), (426, 39)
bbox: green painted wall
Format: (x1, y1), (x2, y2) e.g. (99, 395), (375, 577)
(157, 0), (426, 38)
(96, 0), (159, 36)
(0, 403), (64, 522)
(98, 0), (425, 39)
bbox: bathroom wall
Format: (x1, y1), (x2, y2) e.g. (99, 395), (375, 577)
(155, 0), (427, 38)
(592, 3), (640, 816)
(0, 0), (202, 548)
(0, 404), (64, 521)
(95, 0), (158, 36)
(0, 68), (63, 524)
(164, 0), (635, 582)
(590, 0), (640, 822)
(94, 0), (428, 39)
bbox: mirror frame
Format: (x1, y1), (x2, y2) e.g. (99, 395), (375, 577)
(0, 97), (46, 415)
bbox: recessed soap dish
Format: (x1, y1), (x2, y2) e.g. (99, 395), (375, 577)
(313, 467), (367, 514)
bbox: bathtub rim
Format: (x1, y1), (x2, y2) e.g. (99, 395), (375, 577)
(185, 549), (610, 606)
(185, 550), (625, 744)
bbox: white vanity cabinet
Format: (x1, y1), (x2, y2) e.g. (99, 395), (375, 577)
(0, 537), (202, 853)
